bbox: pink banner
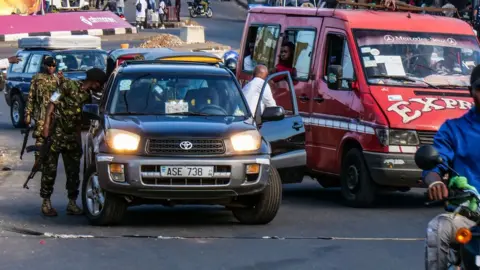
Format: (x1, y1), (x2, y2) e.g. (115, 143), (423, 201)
(0, 11), (133, 35)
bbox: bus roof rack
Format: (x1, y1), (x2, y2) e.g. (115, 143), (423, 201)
(334, 0), (457, 15)
(18, 35), (102, 50)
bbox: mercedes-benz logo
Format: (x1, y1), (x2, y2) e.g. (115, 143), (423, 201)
(179, 141), (193, 150)
(446, 38), (457, 46)
(384, 35), (394, 42)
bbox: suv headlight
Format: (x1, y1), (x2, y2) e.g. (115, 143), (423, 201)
(105, 129), (140, 151)
(375, 129), (419, 146)
(230, 130), (261, 151)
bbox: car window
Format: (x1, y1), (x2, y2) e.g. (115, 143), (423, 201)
(108, 73), (250, 117)
(324, 33), (355, 90)
(10, 52), (30, 73)
(55, 51), (107, 72)
(282, 28), (316, 80)
(241, 25), (281, 72)
(26, 54), (44, 73)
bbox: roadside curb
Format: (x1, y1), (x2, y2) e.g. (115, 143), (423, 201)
(234, 0), (249, 10)
(0, 27), (138, 42)
(129, 21), (187, 29)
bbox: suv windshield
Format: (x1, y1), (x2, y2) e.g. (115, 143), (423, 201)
(354, 29), (480, 89)
(108, 73), (250, 117)
(55, 51), (107, 72)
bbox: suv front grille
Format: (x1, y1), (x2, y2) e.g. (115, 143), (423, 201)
(146, 139), (225, 155)
(417, 131), (436, 145)
(140, 165), (231, 186)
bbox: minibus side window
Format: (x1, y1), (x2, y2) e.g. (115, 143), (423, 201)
(282, 28), (316, 81)
(241, 25), (281, 73)
(324, 33), (355, 90)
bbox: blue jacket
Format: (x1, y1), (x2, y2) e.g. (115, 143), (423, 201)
(423, 107), (480, 189)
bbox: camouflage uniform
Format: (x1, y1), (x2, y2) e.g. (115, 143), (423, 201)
(40, 79), (91, 215)
(24, 73), (58, 162)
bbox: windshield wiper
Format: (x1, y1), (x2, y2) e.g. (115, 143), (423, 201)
(113, 112), (152, 115)
(168, 112), (211, 116)
(369, 75), (439, 89)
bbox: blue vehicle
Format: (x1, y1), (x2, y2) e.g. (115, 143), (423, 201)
(5, 47), (107, 128)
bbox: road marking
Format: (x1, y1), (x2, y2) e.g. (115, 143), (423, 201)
(0, 225), (424, 241)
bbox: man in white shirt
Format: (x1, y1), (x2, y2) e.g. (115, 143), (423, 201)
(242, 65), (276, 116)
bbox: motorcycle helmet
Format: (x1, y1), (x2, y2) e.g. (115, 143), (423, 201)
(223, 50), (238, 72)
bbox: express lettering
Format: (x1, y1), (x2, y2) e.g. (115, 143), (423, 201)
(387, 97), (472, 123)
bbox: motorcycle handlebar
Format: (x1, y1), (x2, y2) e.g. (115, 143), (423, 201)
(424, 190), (478, 206)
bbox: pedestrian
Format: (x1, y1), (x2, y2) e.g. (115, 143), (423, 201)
(40, 68), (107, 217)
(95, 0), (105, 9)
(135, 0), (147, 29)
(24, 56), (59, 167)
(175, 0), (181, 22)
(241, 65), (276, 115)
(159, 0), (166, 29)
(116, 0), (125, 15)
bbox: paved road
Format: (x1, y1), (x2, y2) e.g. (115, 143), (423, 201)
(0, 1), (444, 269)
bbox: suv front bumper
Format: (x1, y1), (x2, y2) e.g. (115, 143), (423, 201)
(95, 153), (272, 200)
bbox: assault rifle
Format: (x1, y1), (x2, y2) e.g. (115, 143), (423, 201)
(20, 123), (34, 160)
(23, 117), (55, 190)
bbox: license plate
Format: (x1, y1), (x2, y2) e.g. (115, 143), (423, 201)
(160, 166), (214, 178)
(476, 255), (480, 266)
(188, 6), (192, 9)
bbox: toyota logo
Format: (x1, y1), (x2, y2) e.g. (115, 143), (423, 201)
(179, 141), (193, 150)
(384, 35), (394, 42)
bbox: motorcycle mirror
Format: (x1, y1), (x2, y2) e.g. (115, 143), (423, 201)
(414, 145), (443, 170)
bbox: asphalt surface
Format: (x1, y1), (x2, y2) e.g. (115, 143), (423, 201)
(0, 0), (443, 269)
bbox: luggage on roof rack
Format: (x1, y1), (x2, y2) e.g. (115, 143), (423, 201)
(335, 0), (458, 15)
(18, 35), (102, 50)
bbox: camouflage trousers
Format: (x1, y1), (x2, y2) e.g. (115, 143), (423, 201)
(425, 213), (476, 270)
(34, 136), (44, 163)
(40, 140), (82, 200)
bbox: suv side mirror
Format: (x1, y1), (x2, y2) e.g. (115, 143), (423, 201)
(261, 106), (285, 122)
(83, 104), (100, 121)
(414, 145), (443, 170)
(327, 65), (343, 90)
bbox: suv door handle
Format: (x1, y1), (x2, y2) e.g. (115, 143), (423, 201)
(313, 96), (324, 103)
(292, 122), (303, 130)
(298, 95), (310, 101)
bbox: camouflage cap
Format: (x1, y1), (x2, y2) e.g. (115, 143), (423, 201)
(44, 56), (56, 66)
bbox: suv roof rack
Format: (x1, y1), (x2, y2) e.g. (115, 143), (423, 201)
(334, 0), (457, 15)
(120, 52), (224, 67)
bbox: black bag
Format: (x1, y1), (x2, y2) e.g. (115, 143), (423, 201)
(136, 2), (142, 11)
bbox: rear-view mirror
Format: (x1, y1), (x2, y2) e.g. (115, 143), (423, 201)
(414, 145), (442, 170)
(261, 106), (285, 122)
(327, 65), (343, 90)
(83, 104), (100, 121)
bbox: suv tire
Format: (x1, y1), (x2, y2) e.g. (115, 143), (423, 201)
(11, 94), (25, 128)
(82, 166), (127, 226)
(340, 148), (376, 207)
(232, 167), (282, 225)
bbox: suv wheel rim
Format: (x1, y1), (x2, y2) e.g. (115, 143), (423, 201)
(346, 165), (359, 191)
(86, 174), (105, 216)
(12, 101), (19, 124)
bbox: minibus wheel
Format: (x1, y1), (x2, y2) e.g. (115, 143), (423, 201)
(340, 148), (376, 207)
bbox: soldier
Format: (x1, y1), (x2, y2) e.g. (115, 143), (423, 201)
(40, 68), (107, 217)
(24, 56), (59, 165)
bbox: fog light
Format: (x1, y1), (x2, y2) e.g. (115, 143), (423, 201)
(109, 163), (125, 182)
(246, 164), (260, 174)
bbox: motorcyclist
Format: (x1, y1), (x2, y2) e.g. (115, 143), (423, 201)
(423, 64), (480, 270)
(194, 0), (208, 12)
